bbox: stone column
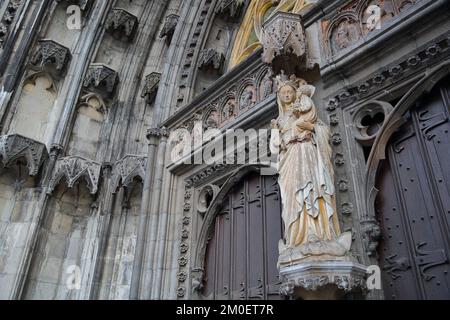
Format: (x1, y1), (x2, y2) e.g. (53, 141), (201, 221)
(130, 127), (170, 299)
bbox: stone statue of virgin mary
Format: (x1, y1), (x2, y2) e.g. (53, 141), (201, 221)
(271, 75), (349, 265)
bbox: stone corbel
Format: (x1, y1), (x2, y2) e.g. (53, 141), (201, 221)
(261, 11), (317, 76)
(141, 72), (161, 104)
(47, 156), (102, 195)
(83, 63), (118, 97)
(159, 14), (179, 40)
(30, 39), (71, 76)
(0, 134), (48, 176)
(111, 155), (147, 193)
(361, 218), (381, 257)
(198, 48), (225, 72)
(105, 8), (138, 42)
(191, 268), (205, 293)
(279, 261), (368, 299)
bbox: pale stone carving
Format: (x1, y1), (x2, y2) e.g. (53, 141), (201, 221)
(141, 72), (161, 104)
(0, 134), (47, 176)
(48, 156), (102, 195)
(271, 75), (341, 253)
(270, 75), (366, 297)
(30, 39), (71, 75)
(111, 155), (147, 192)
(159, 14), (179, 39)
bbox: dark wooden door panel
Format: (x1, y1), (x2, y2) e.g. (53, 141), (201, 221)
(202, 173), (283, 300)
(377, 77), (450, 300)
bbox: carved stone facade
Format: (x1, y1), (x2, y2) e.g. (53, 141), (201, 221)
(0, 0), (22, 47)
(83, 63), (118, 96)
(30, 39), (71, 75)
(48, 156), (102, 195)
(159, 14), (179, 40)
(0, 134), (47, 176)
(0, 0), (449, 301)
(198, 48), (225, 71)
(105, 8), (138, 41)
(141, 72), (161, 104)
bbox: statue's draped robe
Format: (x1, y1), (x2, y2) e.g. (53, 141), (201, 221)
(275, 111), (341, 247)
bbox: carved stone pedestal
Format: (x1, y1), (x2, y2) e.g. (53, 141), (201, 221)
(279, 260), (368, 300)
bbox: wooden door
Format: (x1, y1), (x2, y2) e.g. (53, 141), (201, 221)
(376, 76), (450, 299)
(202, 172), (284, 300)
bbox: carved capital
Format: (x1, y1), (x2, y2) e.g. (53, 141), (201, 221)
(83, 64), (118, 96)
(262, 12), (315, 75)
(198, 48), (225, 71)
(141, 72), (161, 104)
(48, 156), (102, 195)
(30, 39), (71, 75)
(0, 134), (47, 176)
(147, 127), (170, 140)
(111, 155), (147, 192)
(105, 8), (138, 41)
(159, 14), (179, 39)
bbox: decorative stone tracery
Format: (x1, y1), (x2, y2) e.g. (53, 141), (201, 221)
(48, 156), (102, 195)
(111, 155), (147, 192)
(105, 8), (138, 41)
(83, 64), (118, 96)
(159, 14), (179, 39)
(141, 72), (161, 104)
(198, 48), (225, 71)
(30, 39), (71, 76)
(0, 134), (47, 176)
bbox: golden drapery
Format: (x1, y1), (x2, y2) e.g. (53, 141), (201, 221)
(229, 0), (312, 69)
